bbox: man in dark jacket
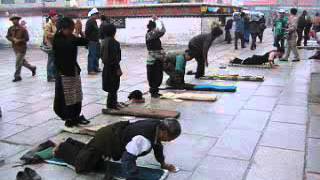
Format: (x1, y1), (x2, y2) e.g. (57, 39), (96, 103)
(54, 119), (181, 179)
(224, 19), (233, 44)
(258, 15), (266, 43)
(145, 17), (166, 98)
(99, 15), (110, 40)
(188, 21), (223, 79)
(297, 10), (307, 46)
(85, 8), (101, 75)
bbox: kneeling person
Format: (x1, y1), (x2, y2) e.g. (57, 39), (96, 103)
(163, 50), (193, 89)
(54, 119), (181, 179)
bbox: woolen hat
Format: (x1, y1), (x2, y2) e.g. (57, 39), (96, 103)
(9, 14), (21, 21)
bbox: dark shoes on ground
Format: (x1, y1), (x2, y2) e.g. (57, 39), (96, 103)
(16, 167), (41, 180)
(31, 67), (37, 76)
(88, 71), (98, 75)
(151, 93), (162, 98)
(64, 115), (90, 127)
(47, 78), (55, 82)
(292, 59), (300, 62)
(13, 77), (22, 82)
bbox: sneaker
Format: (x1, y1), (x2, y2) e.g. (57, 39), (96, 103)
(12, 77), (22, 82)
(88, 71), (98, 75)
(31, 67), (37, 76)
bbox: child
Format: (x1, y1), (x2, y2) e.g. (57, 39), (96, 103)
(101, 23), (122, 110)
(230, 48), (285, 67)
(163, 50), (193, 89)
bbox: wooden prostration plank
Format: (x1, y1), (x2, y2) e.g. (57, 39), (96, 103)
(102, 107), (180, 119)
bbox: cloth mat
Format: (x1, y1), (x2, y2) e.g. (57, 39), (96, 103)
(45, 157), (168, 180)
(102, 107), (180, 119)
(62, 124), (106, 136)
(162, 84), (237, 92)
(161, 92), (217, 101)
(200, 74), (264, 82)
(228, 63), (273, 69)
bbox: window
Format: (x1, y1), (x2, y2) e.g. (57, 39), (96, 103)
(110, 18), (126, 28)
(1, 0), (14, 4)
(25, 0), (36, 3)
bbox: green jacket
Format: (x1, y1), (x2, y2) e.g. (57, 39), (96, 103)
(274, 18), (287, 37)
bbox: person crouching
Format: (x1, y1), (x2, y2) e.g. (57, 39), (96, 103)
(101, 24), (122, 110)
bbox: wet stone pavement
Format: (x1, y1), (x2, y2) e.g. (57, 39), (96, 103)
(0, 29), (319, 180)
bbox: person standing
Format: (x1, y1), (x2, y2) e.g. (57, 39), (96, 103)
(44, 10), (58, 82)
(224, 18), (233, 44)
(53, 17), (90, 127)
(101, 24), (122, 110)
(258, 15), (266, 43)
(6, 14), (36, 82)
(249, 14), (260, 50)
(73, 19), (84, 37)
(145, 16), (166, 98)
(243, 14), (250, 44)
(304, 12), (313, 46)
(297, 10), (307, 46)
(85, 8), (101, 75)
(188, 21), (223, 78)
(234, 12), (245, 50)
(281, 8), (300, 62)
(273, 10), (287, 51)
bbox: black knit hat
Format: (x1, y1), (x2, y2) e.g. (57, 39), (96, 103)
(128, 90), (143, 100)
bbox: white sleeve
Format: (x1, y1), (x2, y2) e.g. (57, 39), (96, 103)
(126, 135), (152, 156)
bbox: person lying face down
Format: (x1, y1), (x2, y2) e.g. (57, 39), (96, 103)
(163, 50), (193, 88)
(54, 119), (181, 179)
(230, 47), (285, 67)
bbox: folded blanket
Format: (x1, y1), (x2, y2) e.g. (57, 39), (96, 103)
(102, 107), (180, 119)
(200, 74), (264, 82)
(161, 92), (217, 101)
(228, 63), (273, 69)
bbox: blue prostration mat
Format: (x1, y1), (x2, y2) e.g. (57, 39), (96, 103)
(193, 85), (237, 92)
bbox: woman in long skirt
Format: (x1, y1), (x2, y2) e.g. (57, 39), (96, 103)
(53, 17), (90, 127)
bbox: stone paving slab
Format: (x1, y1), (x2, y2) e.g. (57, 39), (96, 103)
(270, 105), (308, 124)
(254, 85), (283, 97)
(244, 96), (278, 111)
(246, 146), (304, 180)
(307, 138), (320, 173)
(261, 122), (306, 151)
(209, 129), (261, 160)
(191, 156), (249, 180)
(229, 110), (270, 132)
(308, 116), (320, 138)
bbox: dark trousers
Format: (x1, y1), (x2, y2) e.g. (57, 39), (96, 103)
(54, 138), (104, 174)
(88, 41), (100, 72)
(235, 32), (245, 49)
(147, 60), (163, 95)
(107, 91), (118, 109)
(225, 30), (231, 43)
(297, 28), (304, 46)
(304, 28), (311, 46)
(251, 33), (258, 50)
(274, 35), (285, 50)
(195, 56), (205, 78)
(258, 30), (264, 42)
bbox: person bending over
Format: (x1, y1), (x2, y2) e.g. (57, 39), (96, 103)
(188, 21), (223, 79)
(54, 119), (181, 179)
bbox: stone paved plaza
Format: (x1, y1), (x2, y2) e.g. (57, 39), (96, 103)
(0, 29), (320, 180)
